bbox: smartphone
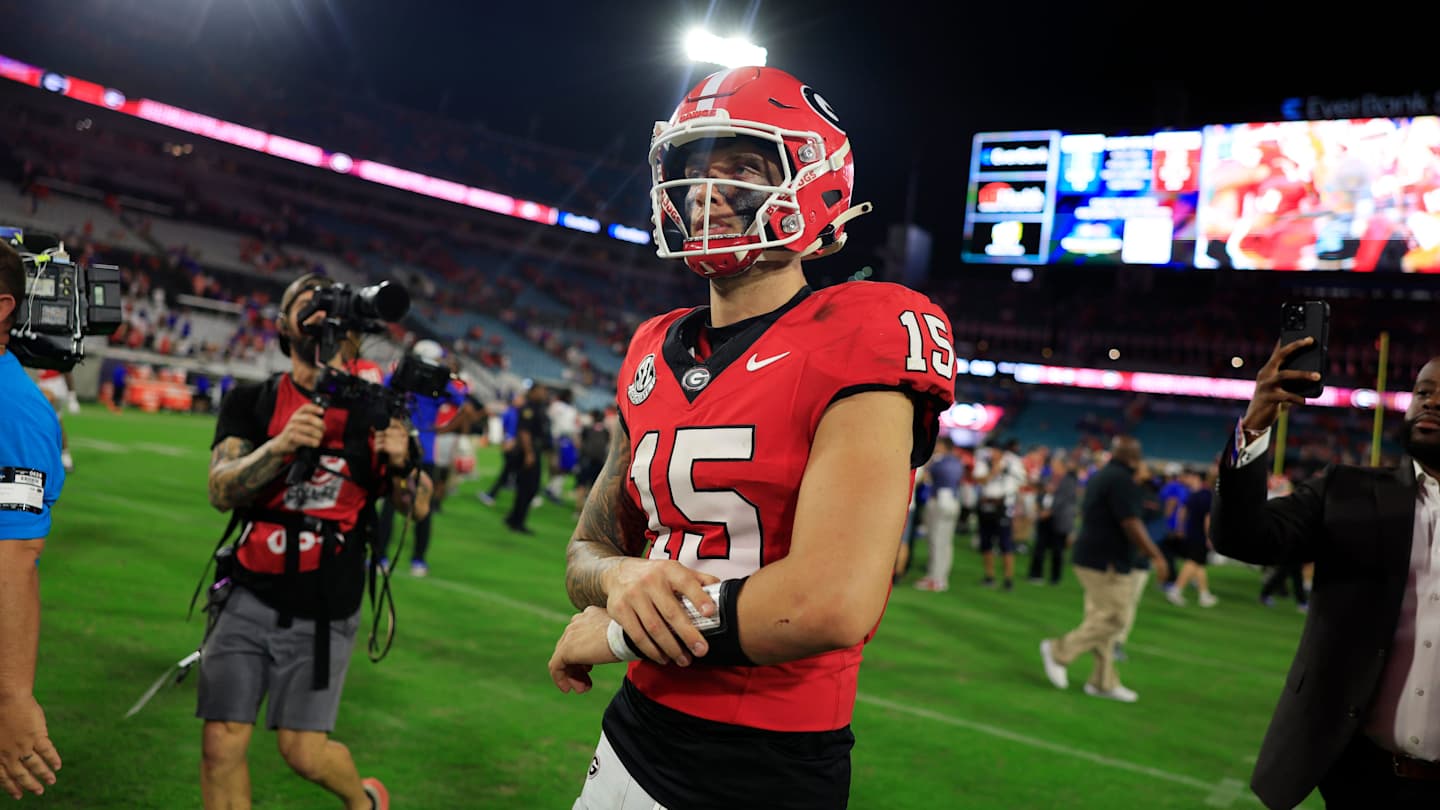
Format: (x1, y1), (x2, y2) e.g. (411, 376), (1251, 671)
(1278, 300), (1329, 398)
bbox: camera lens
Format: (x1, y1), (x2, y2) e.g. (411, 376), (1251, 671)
(356, 281), (410, 322)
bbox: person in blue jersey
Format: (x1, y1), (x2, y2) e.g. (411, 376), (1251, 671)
(375, 340), (466, 577)
(0, 241), (65, 800)
(477, 391), (525, 506)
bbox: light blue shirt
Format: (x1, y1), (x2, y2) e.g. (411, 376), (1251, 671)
(0, 351), (65, 540)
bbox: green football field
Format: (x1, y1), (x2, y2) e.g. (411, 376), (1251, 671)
(30, 407), (1322, 809)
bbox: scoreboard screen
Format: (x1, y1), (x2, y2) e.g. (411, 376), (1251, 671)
(963, 129), (1202, 268)
(962, 114), (1440, 273)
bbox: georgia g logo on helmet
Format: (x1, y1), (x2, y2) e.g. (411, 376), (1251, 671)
(801, 86), (843, 132)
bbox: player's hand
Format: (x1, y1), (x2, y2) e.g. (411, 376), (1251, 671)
(1242, 338), (1321, 433)
(273, 403), (326, 455)
(0, 694), (61, 799)
(548, 606), (618, 694)
(604, 559), (720, 666)
(1150, 554), (1170, 588)
(375, 418), (410, 469)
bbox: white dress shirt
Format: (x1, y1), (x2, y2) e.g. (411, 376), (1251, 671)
(1237, 422), (1440, 760)
(1364, 463), (1440, 760)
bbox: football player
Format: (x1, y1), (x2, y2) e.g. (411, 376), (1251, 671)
(548, 66), (956, 808)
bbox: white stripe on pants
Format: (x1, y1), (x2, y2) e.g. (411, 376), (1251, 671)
(573, 731), (667, 810)
(924, 488), (961, 588)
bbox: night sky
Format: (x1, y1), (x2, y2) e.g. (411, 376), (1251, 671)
(0, 0), (1423, 272)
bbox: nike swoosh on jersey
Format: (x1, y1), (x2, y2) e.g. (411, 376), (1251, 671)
(745, 351), (790, 371)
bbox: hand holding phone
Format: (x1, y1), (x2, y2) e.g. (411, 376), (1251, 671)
(1242, 336), (1324, 433)
(1277, 301), (1329, 398)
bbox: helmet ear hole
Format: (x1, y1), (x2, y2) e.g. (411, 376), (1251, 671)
(821, 189), (843, 208)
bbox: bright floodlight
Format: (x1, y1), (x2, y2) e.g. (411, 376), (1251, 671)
(684, 28), (767, 68)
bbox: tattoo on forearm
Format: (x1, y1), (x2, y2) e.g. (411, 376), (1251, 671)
(208, 438), (286, 510)
(565, 423), (648, 608)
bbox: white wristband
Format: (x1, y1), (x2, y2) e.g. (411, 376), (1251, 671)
(606, 619), (641, 662)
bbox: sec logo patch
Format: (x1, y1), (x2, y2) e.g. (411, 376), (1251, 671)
(628, 353), (657, 405)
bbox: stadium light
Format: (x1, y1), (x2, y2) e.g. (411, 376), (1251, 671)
(684, 28), (767, 68)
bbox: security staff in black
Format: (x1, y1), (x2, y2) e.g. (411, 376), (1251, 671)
(505, 383), (551, 534)
(198, 274), (429, 810)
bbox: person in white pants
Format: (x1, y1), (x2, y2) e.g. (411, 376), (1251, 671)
(915, 436), (966, 592)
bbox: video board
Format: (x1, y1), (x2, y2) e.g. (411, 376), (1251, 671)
(1194, 117), (1440, 271)
(963, 115), (1440, 272)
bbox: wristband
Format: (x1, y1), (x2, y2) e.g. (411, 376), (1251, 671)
(606, 619), (642, 662)
(683, 577), (756, 667)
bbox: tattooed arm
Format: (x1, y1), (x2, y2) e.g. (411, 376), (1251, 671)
(564, 421), (642, 607)
(208, 402), (326, 512)
(563, 421), (720, 665)
(208, 438), (286, 512)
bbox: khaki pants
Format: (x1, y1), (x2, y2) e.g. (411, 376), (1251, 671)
(923, 489), (961, 588)
(1118, 568), (1149, 644)
(1049, 565), (1137, 692)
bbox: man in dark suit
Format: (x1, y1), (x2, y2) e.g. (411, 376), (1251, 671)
(1212, 337), (1440, 810)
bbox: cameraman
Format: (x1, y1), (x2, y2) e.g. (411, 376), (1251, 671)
(199, 273), (430, 810)
(0, 240), (64, 801)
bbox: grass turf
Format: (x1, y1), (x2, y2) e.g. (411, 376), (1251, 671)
(32, 406), (1321, 808)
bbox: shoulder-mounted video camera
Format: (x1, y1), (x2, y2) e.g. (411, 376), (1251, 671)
(3, 227), (122, 371)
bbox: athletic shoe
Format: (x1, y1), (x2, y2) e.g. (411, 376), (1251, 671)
(505, 520), (535, 536)
(1040, 640), (1068, 689)
(1027, 577), (1045, 585)
(1165, 589), (1186, 607)
(1002, 579), (1014, 592)
(1259, 595), (1274, 607)
(361, 777), (389, 810)
(1297, 603), (1309, 614)
(980, 576), (997, 589)
(60, 450), (74, 472)
(1084, 682), (1139, 703)
(66, 393), (80, 414)
(410, 560), (429, 578)
(913, 578), (948, 592)
(476, 492), (496, 506)
(1197, 591), (1219, 608)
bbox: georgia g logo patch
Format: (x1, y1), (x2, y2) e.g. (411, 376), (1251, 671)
(628, 353), (657, 405)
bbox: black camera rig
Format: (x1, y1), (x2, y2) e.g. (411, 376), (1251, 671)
(3, 227), (122, 371)
(287, 348), (456, 485)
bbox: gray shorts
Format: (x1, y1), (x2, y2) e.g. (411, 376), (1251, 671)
(195, 586), (361, 732)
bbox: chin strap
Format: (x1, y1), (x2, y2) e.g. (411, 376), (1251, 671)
(758, 200), (874, 264)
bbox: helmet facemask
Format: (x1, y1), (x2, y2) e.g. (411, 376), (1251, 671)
(652, 124), (809, 277)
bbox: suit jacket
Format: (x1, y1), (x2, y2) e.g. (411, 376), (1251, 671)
(1050, 472), (1080, 531)
(1211, 440), (1417, 810)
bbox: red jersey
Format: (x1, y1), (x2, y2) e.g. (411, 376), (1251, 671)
(346, 358), (385, 385)
(616, 282), (955, 732)
(218, 375), (382, 576)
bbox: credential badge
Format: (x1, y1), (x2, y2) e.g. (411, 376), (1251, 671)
(628, 353), (657, 405)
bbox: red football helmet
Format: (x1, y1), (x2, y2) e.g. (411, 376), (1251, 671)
(650, 66), (871, 277)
